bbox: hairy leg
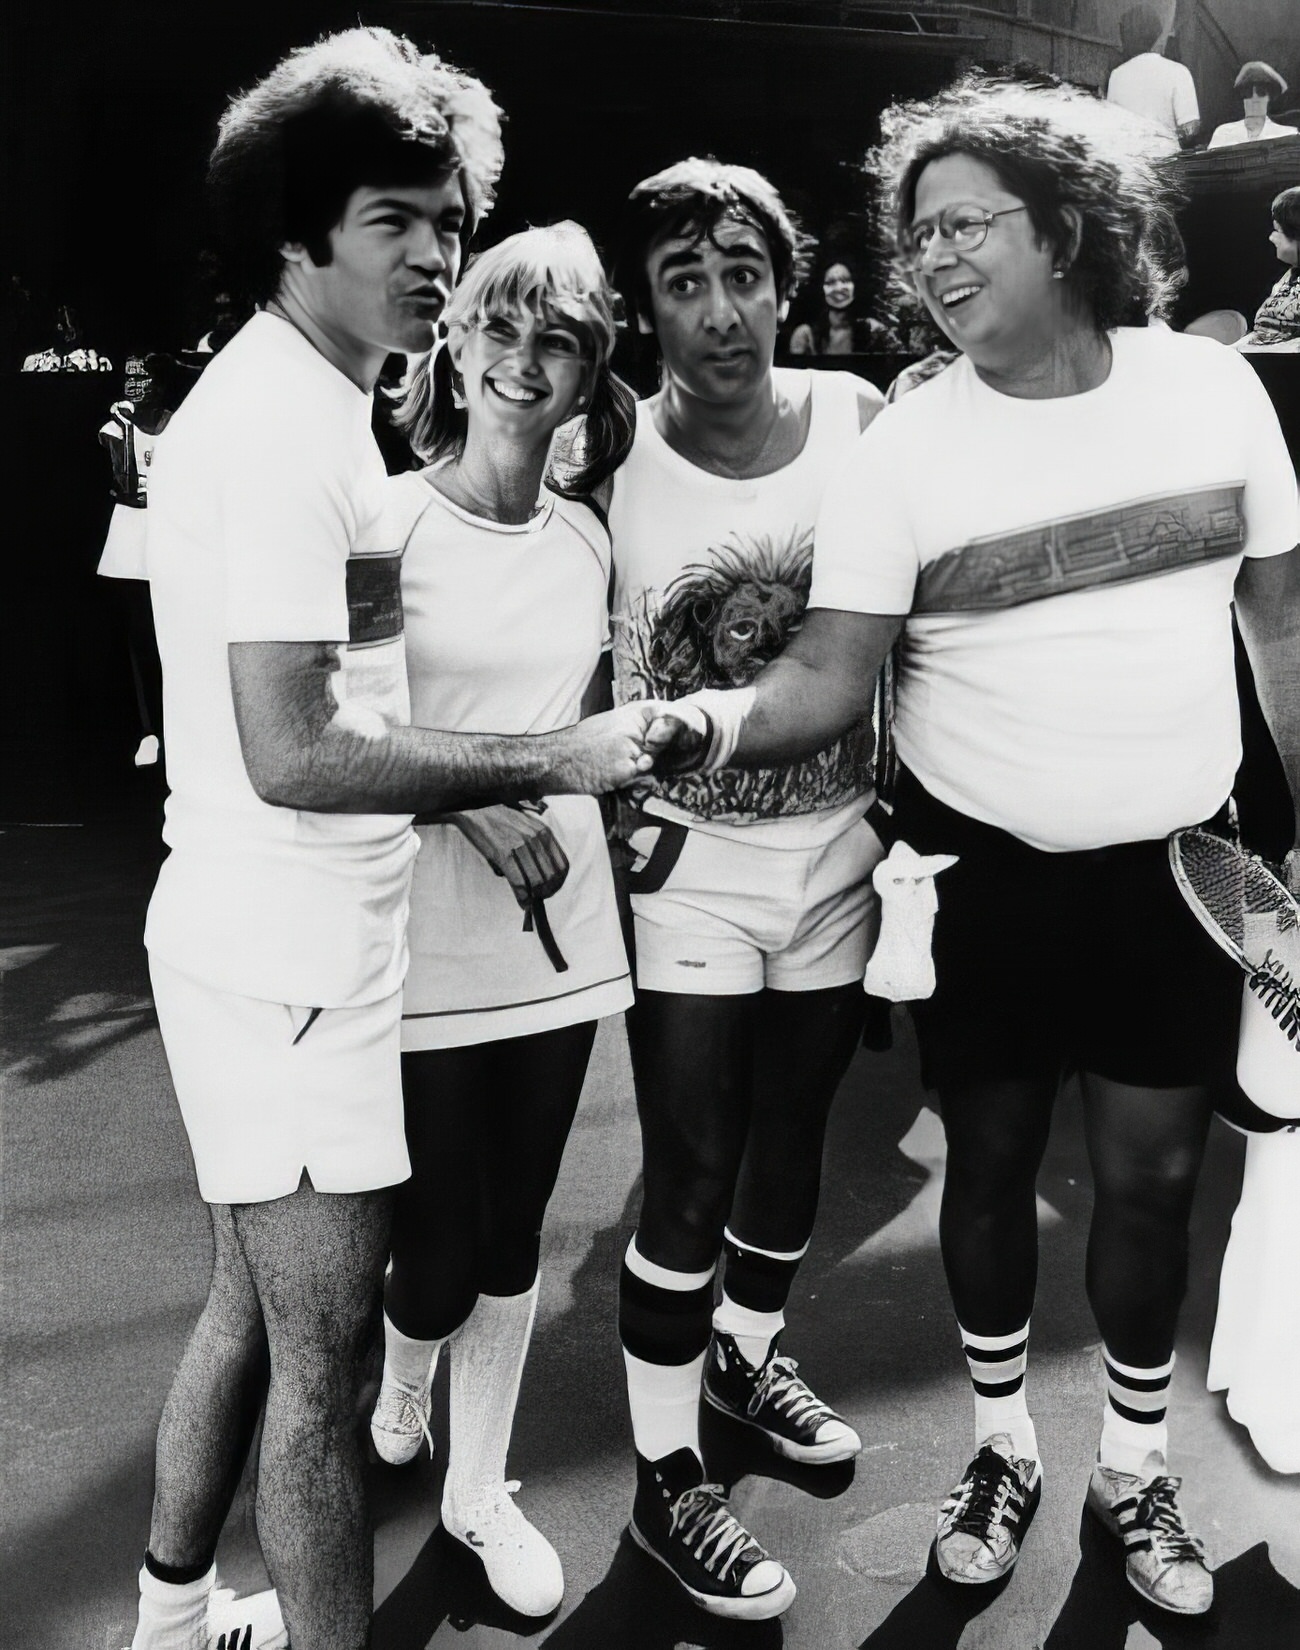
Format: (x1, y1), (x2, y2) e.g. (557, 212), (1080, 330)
(147, 1203), (269, 1569)
(233, 1179), (392, 1650)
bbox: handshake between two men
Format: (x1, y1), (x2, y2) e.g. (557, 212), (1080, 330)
(553, 690), (746, 797)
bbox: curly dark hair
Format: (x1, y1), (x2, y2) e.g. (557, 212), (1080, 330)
(207, 27), (504, 305)
(870, 73), (1186, 331)
(614, 157), (812, 335)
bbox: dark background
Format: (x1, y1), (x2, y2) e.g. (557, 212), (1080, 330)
(1, 0), (1296, 807)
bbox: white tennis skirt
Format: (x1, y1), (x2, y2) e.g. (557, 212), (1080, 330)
(149, 954), (410, 1204)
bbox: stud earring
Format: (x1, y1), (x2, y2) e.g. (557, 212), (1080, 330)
(1052, 268), (1066, 280)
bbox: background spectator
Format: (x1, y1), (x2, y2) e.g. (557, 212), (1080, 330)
(1107, 4), (1200, 152)
(1208, 61), (1292, 148)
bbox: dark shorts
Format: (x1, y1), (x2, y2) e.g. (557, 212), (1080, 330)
(887, 769), (1242, 1092)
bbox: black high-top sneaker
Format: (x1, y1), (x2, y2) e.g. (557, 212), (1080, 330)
(703, 1330), (862, 1464)
(627, 1447), (796, 1621)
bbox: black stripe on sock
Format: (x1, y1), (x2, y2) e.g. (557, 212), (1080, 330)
(1108, 1397), (1167, 1425)
(722, 1236), (800, 1314)
(971, 1375), (1026, 1398)
(619, 1263), (714, 1366)
(144, 1549), (215, 1586)
(963, 1337), (1028, 1364)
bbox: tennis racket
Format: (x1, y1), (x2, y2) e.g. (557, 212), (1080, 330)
(1168, 827), (1300, 1052)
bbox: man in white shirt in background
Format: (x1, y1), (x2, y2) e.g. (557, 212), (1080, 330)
(1107, 4), (1200, 152)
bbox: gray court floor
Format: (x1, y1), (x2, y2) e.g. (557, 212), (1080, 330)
(4, 795), (1300, 1649)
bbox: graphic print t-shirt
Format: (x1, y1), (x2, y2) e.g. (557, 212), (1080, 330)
(144, 312), (417, 1007)
(810, 327), (1300, 851)
(609, 368), (874, 845)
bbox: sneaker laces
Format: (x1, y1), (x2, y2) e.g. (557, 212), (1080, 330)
(1123, 1476), (1206, 1564)
(374, 1378), (433, 1457)
(669, 1483), (767, 1583)
(749, 1355), (835, 1430)
(942, 1452), (1025, 1541)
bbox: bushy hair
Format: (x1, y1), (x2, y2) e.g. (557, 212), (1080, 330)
(208, 27), (504, 304)
(614, 158), (811, 333)
(1273, 187), (1300, 241)
(871, 73), (1186, 330)
(400, 222), (635, 497)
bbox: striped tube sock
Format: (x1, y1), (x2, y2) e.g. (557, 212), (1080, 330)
(1098, 1348), (1173, 1476)
(715, 1229), (809, 1368)
(619, 1238), (716, 1466)
(959, 1320), (1038, 1464)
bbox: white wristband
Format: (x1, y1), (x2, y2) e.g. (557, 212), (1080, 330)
(676, 686), (757, 771)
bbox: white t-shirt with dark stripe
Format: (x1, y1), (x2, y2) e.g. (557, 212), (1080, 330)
(810, 327), (1300, 851)
(394, 474), (632, 1049)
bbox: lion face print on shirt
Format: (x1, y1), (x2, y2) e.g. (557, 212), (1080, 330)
(615, 526), (874, 821)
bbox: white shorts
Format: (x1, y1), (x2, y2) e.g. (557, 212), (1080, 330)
(149, 955), (410, 1205)
(627, 813), (883, 994)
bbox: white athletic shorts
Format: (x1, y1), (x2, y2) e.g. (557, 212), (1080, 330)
(627, 812), (883, 994)
(149, 955), (410, 1205)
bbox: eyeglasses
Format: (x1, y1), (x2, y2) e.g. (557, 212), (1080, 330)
(900, 205), (1028, 269)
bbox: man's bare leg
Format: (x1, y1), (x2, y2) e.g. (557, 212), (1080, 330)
(233, 1176), (393, 1650)
(147, 1204), (271, 1569)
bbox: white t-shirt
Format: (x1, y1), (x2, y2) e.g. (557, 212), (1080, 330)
(394, 474), (631, 1048)
(1208, 118), (1295, 149)
(144, 312), (418, 1007)
(610, 367), (875, 849)
(1106, 53), (1199, 147)
(810, 327), (1299, 852)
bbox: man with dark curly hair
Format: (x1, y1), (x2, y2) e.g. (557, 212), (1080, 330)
(575, 158), (886, 1621)
(131, 29), (664, 1650)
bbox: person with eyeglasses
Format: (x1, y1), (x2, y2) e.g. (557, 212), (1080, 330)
(1208, 61), (1293, 148)
(644, 75), (1300, 1618)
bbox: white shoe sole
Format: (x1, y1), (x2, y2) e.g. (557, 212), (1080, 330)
(702, 1386), (862, 1464)
(626, 1518), (797, 1620)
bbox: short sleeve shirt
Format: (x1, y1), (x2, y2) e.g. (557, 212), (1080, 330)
(810, 327), (1299, 851)
(144, 313), (417, 1006)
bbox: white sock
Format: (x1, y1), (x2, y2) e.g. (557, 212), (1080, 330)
(712, 1294), (784, 1370)
(382, 1310), (441, 1393)
(1098, 1348), (1174, 1476)
(623, 1347), (708, 1463)
(442, 1282), (539, 1516)
(621, 1239), (715, 1465)
(959, 1320), (1039, 1464)
(131, 1563), (215, 1650)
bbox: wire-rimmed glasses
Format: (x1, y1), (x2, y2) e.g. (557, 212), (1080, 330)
(900, 205), (1028, 270)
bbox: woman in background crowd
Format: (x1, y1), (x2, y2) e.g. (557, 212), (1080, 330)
(1208, 61), (1293, 148)
(788, 250), (900, 355)
(1240, 186), (1300, 348)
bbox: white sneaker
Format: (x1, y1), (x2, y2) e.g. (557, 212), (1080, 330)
(123, 1584), (286, 1650)
(209, 1587), (288, 1649)
(1087, 1463), (1213, 1615)
(442, 1480), (564, 1617)
(370, 1371), (433, 1465)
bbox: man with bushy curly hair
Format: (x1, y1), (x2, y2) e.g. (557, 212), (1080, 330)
(132, 29), (664, 1650)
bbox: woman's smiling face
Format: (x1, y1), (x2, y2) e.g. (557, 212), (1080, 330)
(452, 306), (591, 440)
(908, 152), (1063, 368)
